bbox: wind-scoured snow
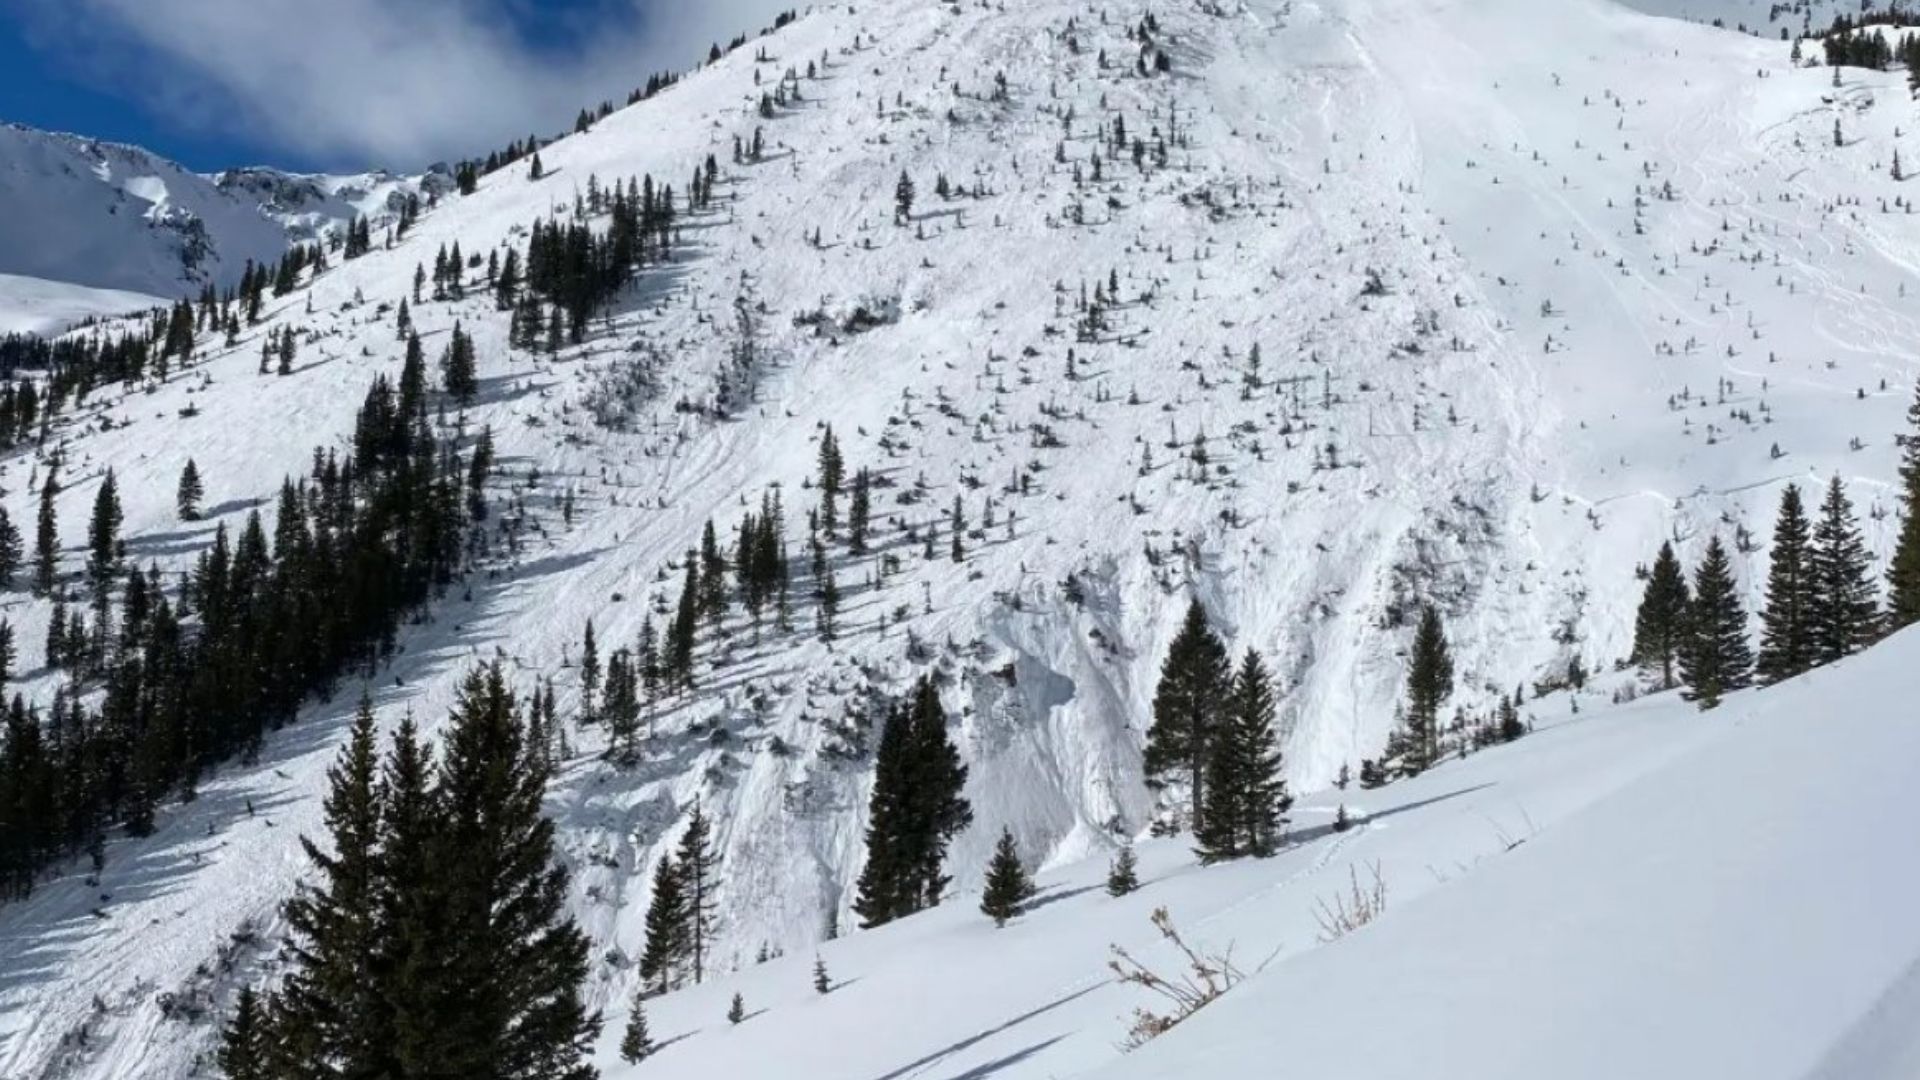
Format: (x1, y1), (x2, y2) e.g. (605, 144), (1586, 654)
(1, 0), (1916, 1075)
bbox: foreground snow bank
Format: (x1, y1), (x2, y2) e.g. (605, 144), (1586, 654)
(598, 632), (1920, 1080)
(1104, 635), (1920, 1080)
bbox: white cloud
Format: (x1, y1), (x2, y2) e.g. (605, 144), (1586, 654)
(17, 0), (800, 169)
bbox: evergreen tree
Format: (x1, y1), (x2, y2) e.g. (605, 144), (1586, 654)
(619, 993), (654, 1063)
(1808, 475), (1879, 664)
(273, 697), (391, 1076)
(817, 427), (844, 536)
(1887, 382), (1920, 629)
(1632, 541), (1692, 689)
(1106, 843), (1140, 897)
(86, 469), (121, 600)
(1195, 650), (1289, 862)
(1494, 694), (1523, 743)
(853, 678), (973, 927)
(602, 649), (641, 759)
(1142, 601), (1229, 831)
(894, 171), (915, 224)
(441, 323), (479, 405)
(177, 459), (205, 521)
(727, 993), (746, 1025)
(638, 855), (687, 994)
(1400, 605), (1454, 774)
(34, 462), (58, 594)
(848, 468), (872, 555)
(0, 507), (20, 587)
(978, 827), (1035, 927)
(404, 664), (600, 1078)
(1680, 536), (1753, 709)
(579, 619), (600, 723)
(1757, 484), (1816, 684)
(218, 986), (271, 1080)
(813, 956), (832, 994)
(674, 807), (720, 984)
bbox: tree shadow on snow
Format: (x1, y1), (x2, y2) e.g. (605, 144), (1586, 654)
(867, 982), (1101, 1080)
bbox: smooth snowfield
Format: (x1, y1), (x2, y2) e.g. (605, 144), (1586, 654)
(3, 0), (1919, 1074)
(602, 636), (1920, 1080)
(0, 275), (163, 337)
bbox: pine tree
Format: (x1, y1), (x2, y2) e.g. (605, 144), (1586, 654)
(853, 678), (973, 927)
(273, 696), (391, 1076)
(1887, 382), (1920, 629)
(408, 664), (600, 1077)
(1143, 601), (1230, 831)
(579, 619), (600, 723)
(1106, 843), (1140, 897)
(978, 827), (1035, 927)
(639, 855), (687, 994)
(613, 651), (650, 748)
(0, 507), (20, 587)
(1400, 605), (1454, 774)
(34, 461), (58, 594)
(1497, 693), (1525, 743)
(817, 427), (844, 536)
(894, 170), (916, 224)
(1195, 650), (1289, 862)
(1632, 541), (1692, 689)
(619, 992), (654, 1063)
(727, 993), (746, 1025)
(813, 956), (832, 994)
(177, 459), (205, 521)
(1756, 484), (1816, 684)
(218, 986), (271, 1080)
(675, 807), (720, 984)
(86, 469), (121, 600)
(1807, 475), (1879, 664)
(848, 468), (872, 555)
(1680, 536), (1753, 709)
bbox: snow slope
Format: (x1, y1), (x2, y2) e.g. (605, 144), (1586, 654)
(0, 123), (439, 300)
(561, 629), (1920, 1080)
(0, 274), (164, 337)
(4, 0), (1920, 1074)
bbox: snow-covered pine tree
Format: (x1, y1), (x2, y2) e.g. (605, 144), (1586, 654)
(813, 956), (832, 994)
(1631, 541), (1691, 689)
(727, 992), (746, 1024)
(1756, 484), (1815, 684)
(979, 827), (1036, 927)
(1679, 536), (1753, 709)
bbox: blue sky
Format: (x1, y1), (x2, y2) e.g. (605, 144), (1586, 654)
(0, 0), (793, 172)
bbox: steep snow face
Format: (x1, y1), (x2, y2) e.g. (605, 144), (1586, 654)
(0, 124), (438, 299)
(3, 0), (1920, 1075)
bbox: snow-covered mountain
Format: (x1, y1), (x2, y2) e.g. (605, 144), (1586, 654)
(0, 122), (446, 322)
(2, 0), (1917, 1075)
